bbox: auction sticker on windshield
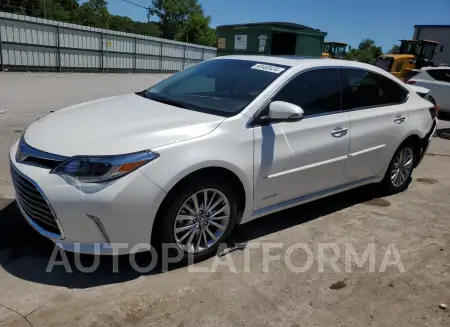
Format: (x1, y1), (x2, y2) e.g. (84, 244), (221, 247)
(251, 63), (286, 74)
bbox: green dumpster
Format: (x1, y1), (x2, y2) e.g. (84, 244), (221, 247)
(216, 22), (327, 57)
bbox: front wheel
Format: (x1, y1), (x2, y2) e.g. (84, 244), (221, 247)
(380, 143), (415, 193)
(161, 177), (238, 263)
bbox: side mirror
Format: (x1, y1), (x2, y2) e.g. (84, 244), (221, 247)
(261, 101), (304, 124)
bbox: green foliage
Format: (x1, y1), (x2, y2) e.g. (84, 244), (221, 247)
(345, 48), (359, 61)
(0, 0), (79, 21)
(151, 0), (199, 39)
(344, 38), (383, 64)
(151, 0), (216, 46)
(0, 0), (215, 46)
(74, 0), (110, 28)
(176, 11), (216, 46)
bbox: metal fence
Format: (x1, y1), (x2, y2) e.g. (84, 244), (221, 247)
(0, 11), (217, 73)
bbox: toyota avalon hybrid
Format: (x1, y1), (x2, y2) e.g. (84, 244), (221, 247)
(10, 56), (438, 262)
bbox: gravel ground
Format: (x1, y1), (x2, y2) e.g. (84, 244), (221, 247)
(1, 73), (450, 327)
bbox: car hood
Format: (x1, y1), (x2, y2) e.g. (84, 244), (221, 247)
(24, 93), (225, 156)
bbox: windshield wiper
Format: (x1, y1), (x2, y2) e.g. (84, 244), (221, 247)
(137, 91), (195, 110)
(135, 90), (147, 98)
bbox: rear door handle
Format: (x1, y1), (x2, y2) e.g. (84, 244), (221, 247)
(331, 127), (348, 138)
(394, 115), (406, 124)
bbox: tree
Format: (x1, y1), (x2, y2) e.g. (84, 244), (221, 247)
(177, 11), (216, 46)
(358, 38), (382, 62)
(345, 48), (359, 61)
(150, 0), (212, 42)
(344, 39), (383, 64)
(389, 45), (400, 54)
(358, 39), (376, 51)
(0, 0), (217, 46)
(132, 21), (162, 37)
(74, 0), (110, 28)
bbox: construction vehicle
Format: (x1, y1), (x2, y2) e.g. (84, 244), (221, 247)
(322, 41), (348, 59)
(375, 39), (440, 80)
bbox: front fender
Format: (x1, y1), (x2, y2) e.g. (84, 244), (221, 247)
(138, 122), (255, 216)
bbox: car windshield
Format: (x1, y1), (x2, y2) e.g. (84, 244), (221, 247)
(141, 59), (290, 117)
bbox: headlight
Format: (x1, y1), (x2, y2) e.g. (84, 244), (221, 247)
(51, 151), (159, 183)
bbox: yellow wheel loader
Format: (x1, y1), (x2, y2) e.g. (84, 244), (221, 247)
(375, 39), (440, 80)
(322, 41), (349, 59)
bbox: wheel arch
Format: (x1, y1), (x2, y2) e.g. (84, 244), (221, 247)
(150, 164), (250, 249)
(396, 133), (422, 165)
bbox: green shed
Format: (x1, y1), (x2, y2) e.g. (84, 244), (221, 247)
(216, 22), (327, 57)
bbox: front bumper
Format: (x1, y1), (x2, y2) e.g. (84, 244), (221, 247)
(9, 141), (167, 255)
(415, 118), (438, 168)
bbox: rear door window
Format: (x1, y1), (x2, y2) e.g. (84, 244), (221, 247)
(427, 69), (450, 83)
(339, 69), (408, 110)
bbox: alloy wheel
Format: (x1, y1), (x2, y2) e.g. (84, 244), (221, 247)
(391, 148), (414, 188)
(173, 188), (230, 253)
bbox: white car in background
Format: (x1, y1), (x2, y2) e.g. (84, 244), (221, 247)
(9, 56), (438, 262)
(407, 66), (450, 112)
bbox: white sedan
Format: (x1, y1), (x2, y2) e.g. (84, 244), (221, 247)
(9, 56), (437, 262)
(407, 66), (450, 112)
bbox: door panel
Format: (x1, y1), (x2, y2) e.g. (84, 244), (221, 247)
(253, 112), (350, 210)
(344, 105), (408, 183)
(339, 68), (409, 183)
(438, 84), (450, 109)
(414, 80), (450, 109)
(415, 70), (450, 110)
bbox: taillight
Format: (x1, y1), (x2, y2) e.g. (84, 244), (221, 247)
(406, 80), (416, 84)
(429, 105), (439, 118)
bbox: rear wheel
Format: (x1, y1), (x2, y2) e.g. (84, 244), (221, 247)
(380, 143), (415, 193)
(161, 177), (237, 263)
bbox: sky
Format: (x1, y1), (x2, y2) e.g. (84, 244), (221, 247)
(106, 0), (450, 52)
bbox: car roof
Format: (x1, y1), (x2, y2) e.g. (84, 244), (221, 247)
(422, 66), (450, 71)
(211, 55), (377, 71)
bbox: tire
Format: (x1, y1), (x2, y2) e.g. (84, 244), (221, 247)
(160, 176), (238, 263)
(380, 143), (415, 194)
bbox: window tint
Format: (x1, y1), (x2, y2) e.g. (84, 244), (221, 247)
(272, 69), (341, 116)
(339, 69), (408, 110)
(427, 69), (450, 83)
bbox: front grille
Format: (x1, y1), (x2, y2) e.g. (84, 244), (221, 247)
(10, 166), (61, 236)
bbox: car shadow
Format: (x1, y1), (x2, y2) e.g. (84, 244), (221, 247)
(0, 185), (383, 289)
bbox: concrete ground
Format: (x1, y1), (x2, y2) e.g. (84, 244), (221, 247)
(1, 73), (450, 327)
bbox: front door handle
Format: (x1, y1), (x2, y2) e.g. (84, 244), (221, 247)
(331, 127), (348, 138)
(394, 115), (406, 124)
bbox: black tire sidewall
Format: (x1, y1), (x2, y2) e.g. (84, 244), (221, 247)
(161, 178), (238, 263)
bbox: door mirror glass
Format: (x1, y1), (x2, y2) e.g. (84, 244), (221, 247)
(262, 101), (304, 123)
